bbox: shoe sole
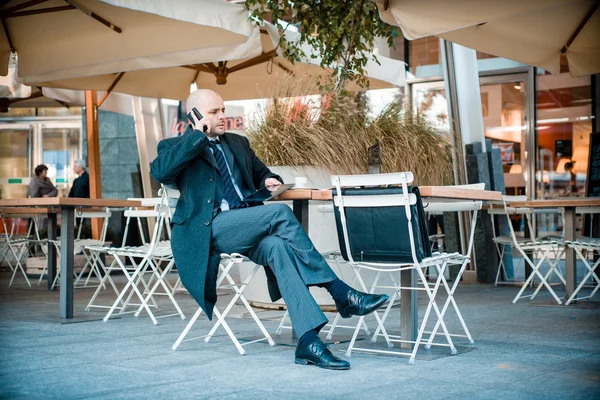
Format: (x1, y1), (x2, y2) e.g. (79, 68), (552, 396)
(295, 358), (350, 370)
(339, 295), (389, 319)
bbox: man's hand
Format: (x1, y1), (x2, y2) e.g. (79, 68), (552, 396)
(265, 178), (282, 192)
(42, 194), (49, 198)
(188, 112), (213, 134)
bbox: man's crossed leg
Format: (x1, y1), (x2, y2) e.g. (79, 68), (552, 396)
(211, 204), (388, 370)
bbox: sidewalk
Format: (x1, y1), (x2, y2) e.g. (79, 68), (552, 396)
(0, 271), (599, 399)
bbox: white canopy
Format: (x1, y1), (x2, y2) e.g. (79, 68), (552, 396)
(375, 0), (600, 77)
(3, 0), (260, 82)
(30, 21), (405, 101)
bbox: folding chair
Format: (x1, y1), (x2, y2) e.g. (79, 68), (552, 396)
(73, 208), (113, 288)
(42, 208), (113, 289)
(86, 199), (184, 325)
(165, 185), (275, 355)
(419, 183), (484, 348)
(488, 201), (526, 286)
(564, 239), (600, 305)
(332, 172), (469, 364)
(1, 213), (43, 288)
(496, 196), (566, 304)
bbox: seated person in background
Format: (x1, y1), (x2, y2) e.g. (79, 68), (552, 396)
(69, 159), (90, 198)
(28, 164), (58, 198)
(150, 89), (389, 370)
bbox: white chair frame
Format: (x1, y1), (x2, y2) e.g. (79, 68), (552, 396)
(85, 201), (184, 325)
(164, 185), (275, 355)
(419, 183), (484, 347)
(42, 208), (113, 289)
(564, 239), (600, 305)
(495, 196), (566, 304)
(1, 214), (43, 288)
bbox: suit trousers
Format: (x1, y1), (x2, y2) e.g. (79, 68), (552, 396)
(211, 203), (338, 338)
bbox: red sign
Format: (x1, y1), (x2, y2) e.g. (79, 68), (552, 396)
(171, 117), (245, 136)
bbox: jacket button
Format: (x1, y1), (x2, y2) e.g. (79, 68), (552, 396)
(209, 176), (214, 182)
(207, 199), (213, 204)
(204, 220), (210, 226)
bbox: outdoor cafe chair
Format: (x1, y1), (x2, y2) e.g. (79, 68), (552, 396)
(165, 185), (275, 355)
(492, 196), (566, 304)
(564, 238), (600, 305)
(1, 213), (42, 287)
(42, 208), (113, 289)
(331, 172), (467, 364)
(416, 182), (485, 348)
(489, 199), (565, 287)
(85, 199), (184, 325)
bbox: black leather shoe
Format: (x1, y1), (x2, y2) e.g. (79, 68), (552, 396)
(335, 289), (389, 318)
(295, 337), (350, 370)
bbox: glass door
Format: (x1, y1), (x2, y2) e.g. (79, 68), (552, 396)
(40, 122), (82, 198)
(0, 124), (33, 199)
(0, 121), (82, 199)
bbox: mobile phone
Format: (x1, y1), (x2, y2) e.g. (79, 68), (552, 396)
(187, 107), (207, 133)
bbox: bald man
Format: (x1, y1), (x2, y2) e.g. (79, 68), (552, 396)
(151, 89), (388, 370)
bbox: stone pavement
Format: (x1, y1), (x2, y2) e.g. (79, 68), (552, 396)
(0, 270), (599, 399)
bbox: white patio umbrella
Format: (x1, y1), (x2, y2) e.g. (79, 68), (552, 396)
(2, 0), (261, 84)
(30, 21), (406, 101)
(374, 0), (600, 77)
(0, 62), (132, 112)
(186, 21), (406, 100)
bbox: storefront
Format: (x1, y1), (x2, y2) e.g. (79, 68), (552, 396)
(0, 108), (83, 199)
(406, 36), (595, 235)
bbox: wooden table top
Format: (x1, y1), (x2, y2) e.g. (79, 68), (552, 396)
(0, 207), (54, 215)
(291, 187), (502, 202)
(509, 198), (600, 208)
(0, 198), (142, 208)
(274, 189), (313, 201)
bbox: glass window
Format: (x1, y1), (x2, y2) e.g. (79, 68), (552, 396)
(412, 83), (450, 131)
(481, 80), (526, 193)
(37, 107), (83, 117)
(408, 37), (529, 78)
(0, 107), (35, 118)
(536, 72), (592, 199)
(42, 127), (81, 197)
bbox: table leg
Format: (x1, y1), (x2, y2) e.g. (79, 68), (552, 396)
(564, 207), (577, 300)
(401, 269), (417, 349)
(47, 214), (57, 291)
(292, 199), (309, 232)
(291, 199), (310, 341)
(60, 207), (75, 319)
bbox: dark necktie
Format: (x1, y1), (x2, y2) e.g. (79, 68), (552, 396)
(208, 141), (245, 209)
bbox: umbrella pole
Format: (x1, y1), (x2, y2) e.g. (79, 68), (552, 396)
(85, 90), (102, 240)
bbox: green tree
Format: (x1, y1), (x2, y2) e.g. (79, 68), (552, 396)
(245, 0), (396, 92)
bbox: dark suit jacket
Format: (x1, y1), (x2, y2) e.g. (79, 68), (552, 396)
(150, 126), (282, 319)
(69, 171), (90, 198)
